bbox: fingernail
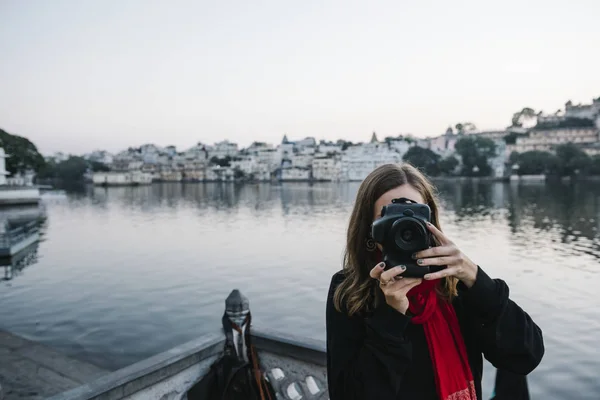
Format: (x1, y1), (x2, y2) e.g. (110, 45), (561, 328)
(378, 262), (385, 268)
(400, 265), (406, 270)
(417, 259), (423, 265)
(411, 253), (417, 259)
(424, 274), (431, 280)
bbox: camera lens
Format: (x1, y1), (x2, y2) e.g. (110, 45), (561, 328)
(392, 218), (427, 252)
(401, 229), (414, 242)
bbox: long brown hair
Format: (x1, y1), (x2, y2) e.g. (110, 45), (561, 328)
(333, 163), (458, 316)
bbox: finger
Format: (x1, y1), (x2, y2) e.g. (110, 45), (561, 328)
(369, 262), (386, 279)
(399, 278), (423, 294)
(413, 245), (456, 260)
(417, 255), (458, 267)
(380, 265), (406, 282)
(383, 276), (421, 292)
(424, 266), (458, 281)
(425, 222), (452, 245)
(382, 277), (422, 295)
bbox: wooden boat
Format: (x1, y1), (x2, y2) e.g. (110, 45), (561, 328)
(47, 290), (329, 400)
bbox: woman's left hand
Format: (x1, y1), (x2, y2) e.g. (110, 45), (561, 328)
(412, 222), (478, 288)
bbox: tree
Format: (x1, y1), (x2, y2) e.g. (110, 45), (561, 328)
(508, 151), (520, 166)
(210, 156), (231, 167)
(0, 128), (46, 174)
(454, 136), (496, 176)
(340, 141), (353, 151)
(90, 161), (110, 172)
(503, 131), (526, 145)
(555, 143), (590, 176)
(588, 155), (600, 175)
(454, 122), (477, 135)
(38, 156), (89, 182)
(402, 146), (441, 176)
(438, 156), (459, 176)
(233, 167), (245, 180)
(512, 151), (558, 175)
(511, 107), (537, 128)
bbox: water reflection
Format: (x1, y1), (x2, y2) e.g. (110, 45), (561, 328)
(85, 181), (600, 264)
(0, 204), (46, 281)
(433, 181), (600, 261)
(1, 242), (40, 281)
(0, 181), (599, 399)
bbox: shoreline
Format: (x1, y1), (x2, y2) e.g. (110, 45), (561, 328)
(46, 174), (600, 189)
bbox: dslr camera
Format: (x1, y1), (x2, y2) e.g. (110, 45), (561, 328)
(371, 198), (445, 278)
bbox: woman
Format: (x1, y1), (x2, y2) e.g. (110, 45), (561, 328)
(326, 163), (544, 400)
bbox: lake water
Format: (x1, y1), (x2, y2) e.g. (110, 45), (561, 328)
(1, 181), (599, 399)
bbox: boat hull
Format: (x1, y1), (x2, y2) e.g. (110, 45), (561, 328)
(46, 328), (328, 400)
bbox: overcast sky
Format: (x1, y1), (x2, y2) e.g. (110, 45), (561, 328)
(0, 0), (598, 155)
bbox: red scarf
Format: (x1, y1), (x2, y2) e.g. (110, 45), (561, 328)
(407, 279), (477, 400)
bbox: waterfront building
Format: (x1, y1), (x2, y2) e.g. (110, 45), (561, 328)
(317, 141), (342, 154)
(312, 156), (341, 181)
(511, 97), (600, 154)
(92, 171), (153, 186)
(428, 129), (459, 157)
(209, 140), (238, 159)
(0, 148), (8, 186)
(512, 119), (598, 153)
(280, 166), (311, 181)
(340, 136), (401, 181)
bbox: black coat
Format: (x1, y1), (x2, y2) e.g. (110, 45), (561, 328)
(326, 266), (544, 400)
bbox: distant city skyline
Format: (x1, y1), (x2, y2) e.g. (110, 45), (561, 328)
(1, 0), (598, 155)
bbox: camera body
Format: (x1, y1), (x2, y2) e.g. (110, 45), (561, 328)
(371, 198), (445, 278)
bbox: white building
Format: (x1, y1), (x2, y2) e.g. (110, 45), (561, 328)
(230, 156), (257, 176)
(209, 140), (238, 159)
(139, 144), (162, 156)
(162, 171), (183, 182)
(387, 139), (412, 157)
(565, 99), (600, 120)
(255, 149), (281, 170)
(470, 130), (509, 141)
(182, 166), (205, 182)
(253, 163), (272, 181)
(184, 143), (209, 162)
(0, 148), (8, 185)
(85, 150), (114, 165)
(245, 142), (274, 154)
(489, 139), (508, 178)
(290, 153), (314, 168)
(280, 166), (310, 181)
(341, 143), (402, 181)
(428, 131), (459, 157)
(297, 146), (316, 156)
(312, 157), (341, 181)
(512, 122), (599, 153)
(278, 135), (295, 161)
(535, 98), (600, 129)
(317, 142), (342, 155)
(164, 146), (177, 157)
(205, 166), (234, 182)
(128, 160), (144, 170)
(416, 137), (431, 149)
(92, 171), (153, 186)
(294, 137), (317, 149)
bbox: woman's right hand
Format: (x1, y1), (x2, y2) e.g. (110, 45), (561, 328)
(370, 263), (423, 315)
